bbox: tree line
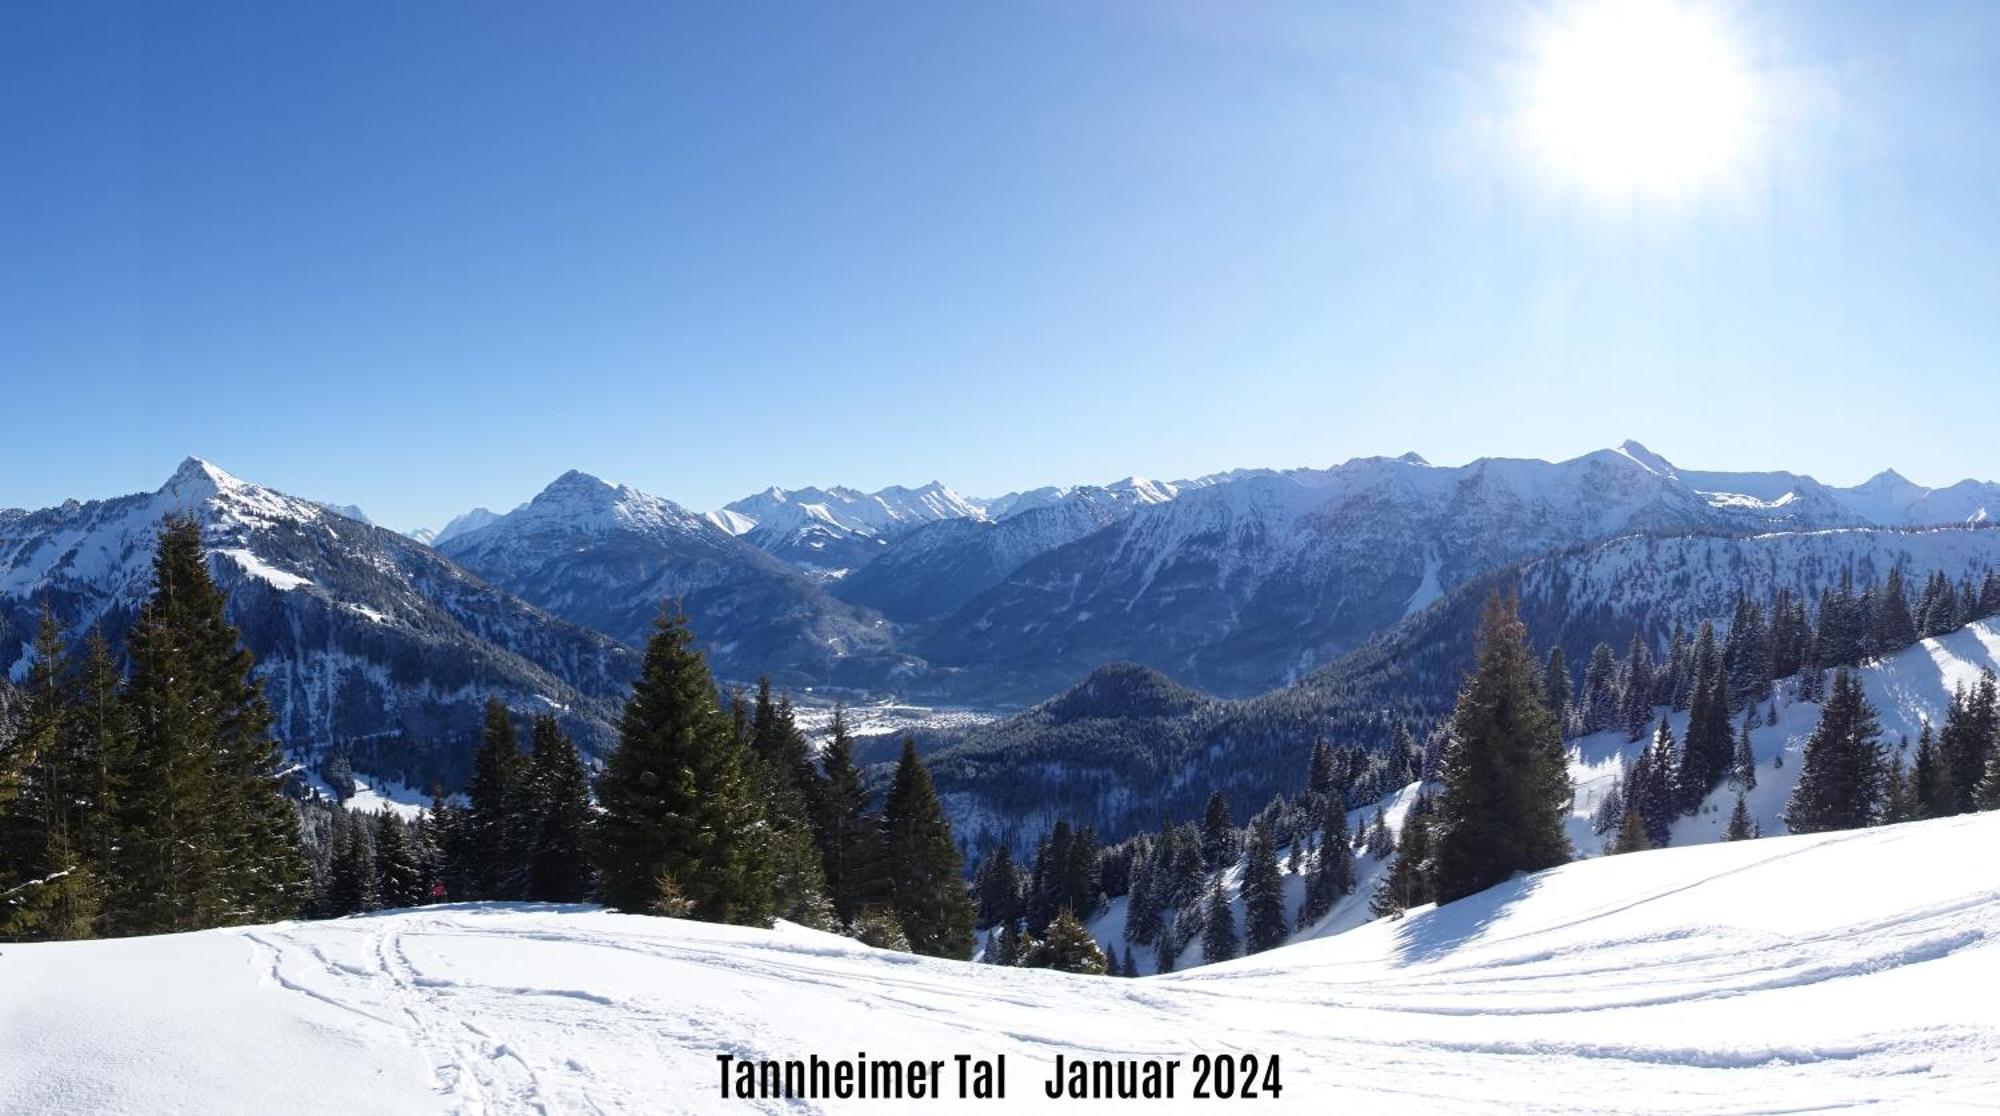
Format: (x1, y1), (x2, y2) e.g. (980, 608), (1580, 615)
(2, 518), (977, 960)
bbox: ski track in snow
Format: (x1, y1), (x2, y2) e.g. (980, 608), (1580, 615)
(7, 813), (2000, 1114)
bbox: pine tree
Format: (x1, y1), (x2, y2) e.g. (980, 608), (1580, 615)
(1630, 722), (1678, 849)
(881, 739), (975, 958)
(1785, 669), (1887, 834)
(1723, 792), (1755, 841)
(1610, 801), (1651, 854)
(816, 708), (883, 924)
(1677, 622), (1734, 813)
(1023, 908), (1107, 974)
(1199, 791), (1236, 871)
(373, 811), (428, 909)
(522, 715), (595, 903)
(1297, 795), (1354, 928)
(1240, 822), (1288, 954)
(590, 608), (772, 926)
(1371, 793), (1435, 917)
(1543, 645), (1574, 731)
(1912, 723), (1949, 819)
(327, 816), (379, 915)
(1431, 594), (1571, 905)
(1121, 948), (1140, 978)
(1871, 568), (1919, 655)
(466, 700), (527, 900)
(1365, 803), (1394, 860)
(1200, 883), (1238, 964)
(1730, 708), (1759, 791)
(1580, 642), (1619, 735)
(1939, 672), (1998, 815)
(976, 844), (1024, 929)
(112, 518), (307, 933)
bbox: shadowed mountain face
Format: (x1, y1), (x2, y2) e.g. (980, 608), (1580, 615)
(435, 470), (914, 692)
(0, 459), (638, 787)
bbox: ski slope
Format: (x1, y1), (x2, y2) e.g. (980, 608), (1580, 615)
(5, 812), (1999, 1114)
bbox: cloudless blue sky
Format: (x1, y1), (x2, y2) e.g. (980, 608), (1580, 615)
(3, 0), (1996, 529)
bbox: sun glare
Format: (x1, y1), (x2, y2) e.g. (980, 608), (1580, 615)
(1523, 0), (1758, 202)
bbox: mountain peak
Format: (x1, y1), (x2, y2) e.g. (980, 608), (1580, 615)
(1396, 452), (1429, 466)
(1615, 440), (1678, 477)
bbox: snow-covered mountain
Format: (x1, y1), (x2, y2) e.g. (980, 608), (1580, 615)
(1630, 443), (1999, 527)
(6, 810), (1997, 1113)
(0, 458), (637, 783)
(435, 470), (911, 689)
(914, 447), (1733, 702)
(835, 484), (1175, 622)
(716, 481), (986, 573)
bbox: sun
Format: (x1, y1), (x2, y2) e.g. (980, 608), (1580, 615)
(1522, 0), (1758, 202)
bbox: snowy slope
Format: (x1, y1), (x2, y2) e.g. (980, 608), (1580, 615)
(6, 813), (1999, 1114)
(719, 481), (986, 572)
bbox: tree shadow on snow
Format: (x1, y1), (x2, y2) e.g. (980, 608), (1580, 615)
(1390, 876), (1543, 966)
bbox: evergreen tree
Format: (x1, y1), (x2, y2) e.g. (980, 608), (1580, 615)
(1200, 882), (1238, 964)
(1723, 792), (1756, 841)
(113, 518), (307, 933)
(1580, 642), (1619, 735)
(327, 816), (379, 915)
(1121, 948), (1140, 978)
(373, 811), (428, 909)
(881, 739), (975, 958)
(1938, 672), (1998, 815)
(590, 608), (772, 925)
(1677, 622), (1733, 813)
(976, 844), (1024, 929)
(816, 708), (883, 924)
(1199, 790), (1237, 871)
(1543, 645), (1573, 731)
(1297, 795), (1354, 928)
(1371, 792), (1435, 917)
(1023, 908), (1107, 974)
(1630, 721), (1678, 849)
(1611, 801), (1651, 854)
(1912, 723), (1950, 820)
(1785, 669), (1887, 833)
(522, 715), (595, 903)
(1153, 926), (1178, 974)
(1240, 822), (1288, 954)
(1431, 595), (1572, 905)
(1871, 568), (1919, 655)
(1365, 803), (1394, 860)
(466, 699), (528, 900)
(1730, 708), (1759, 791)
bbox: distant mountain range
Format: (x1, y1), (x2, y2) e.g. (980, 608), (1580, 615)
(4, 443), (1996, 803)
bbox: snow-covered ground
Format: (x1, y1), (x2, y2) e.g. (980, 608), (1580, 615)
(5, 812), (1998, 1114)
(791, 700), (999, 745)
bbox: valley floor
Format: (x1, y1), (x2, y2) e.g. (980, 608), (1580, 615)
(5, 812), (1999, 1115)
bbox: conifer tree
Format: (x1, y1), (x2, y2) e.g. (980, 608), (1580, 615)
(1677, 622), (1733, 812)
(1371, 793), (1435, 917)
(1121, 948), (1140, 978)
(1153, 928), (1178, 974)
(1240, 822), (1288, 954)
(1543, 645), (1573, 731)
(113, 518), (307, 933)
(590, 608), (772, 925)
(1199, 791), (1237, 871)
(1871, 568), (1918, 655)
(881, 739), (975, 958)
(372, 811), (428, 909)
(1297, 795), (1354, 928)
(1200, 882), (1238, 964)
(1785, 669), (1886, 833)
(816, 708), (883, 924)
(1365, 803), (1394, 860)
(327, 816), (379, 915)
(466, 699), (527, 900)
(1629, 722), (1678, 849)
(1723, 792), (1755, 841)
(1431, 595), (1571, 905)
(1023, 908), (1107, 974)
(1730, 708), (1759, 791)
(1608, 798), (1649, 854)
(1912, 723), (1949, 819)
(1939, 672), (1998, 815)
(522, 715), (595, 903)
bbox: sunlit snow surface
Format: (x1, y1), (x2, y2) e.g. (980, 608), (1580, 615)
(4, 812), (1999, 1114)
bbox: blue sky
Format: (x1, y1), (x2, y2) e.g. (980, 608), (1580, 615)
(3, 1), (1996, 530)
